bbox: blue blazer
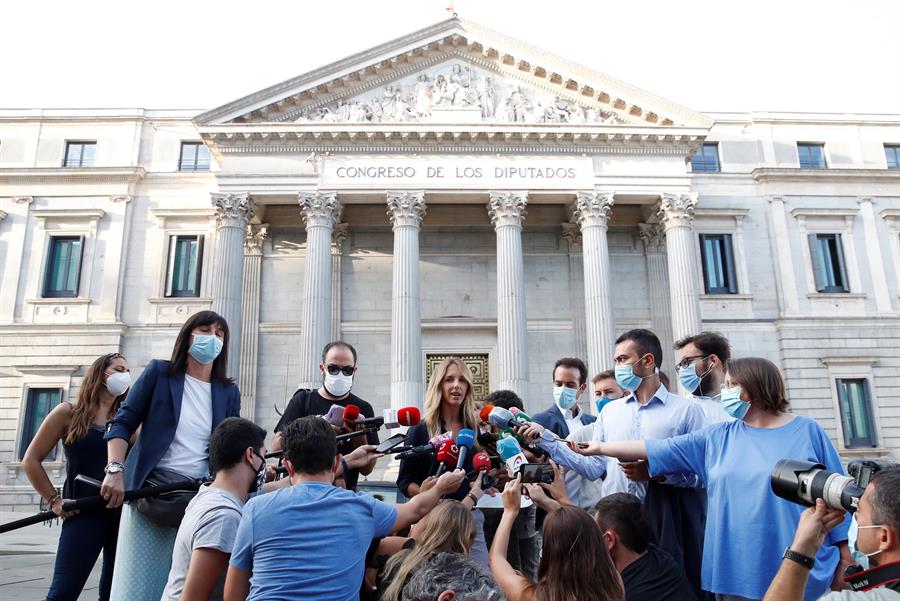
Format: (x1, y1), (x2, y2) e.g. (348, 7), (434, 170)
(104, 359), (240, 490)
(532, 403), (596, 439)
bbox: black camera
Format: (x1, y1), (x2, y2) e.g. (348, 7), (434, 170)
(771, 458), (895, 513)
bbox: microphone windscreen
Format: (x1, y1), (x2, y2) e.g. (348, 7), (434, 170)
(497, 436), (523, 461)
(397, 407), (421, 427)
(456, 428), (476, 449)
(342, 404), (360, 422)
(479, 404), (495, 423)
(488, 406), (515, 429)
(472, 452), (492, 472)
(436, 441), (460, 464)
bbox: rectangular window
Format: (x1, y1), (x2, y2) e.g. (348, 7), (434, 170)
(885, 144), (900, 170)
(699, 233), (737, 294)
(43, 236), (83, 298)
(63, 141), (96, 167)
(19, 388), (62, 460)
(808, 233), (849, 293)
(178, 142), (211, 172)
(691, 143), (720, 173)
(166, 235), (204, 297)
(797, 143), (827, 169)
(836, 378), (877, 448)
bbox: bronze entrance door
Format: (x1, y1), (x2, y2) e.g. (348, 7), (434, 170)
(425, 354), (490, 402)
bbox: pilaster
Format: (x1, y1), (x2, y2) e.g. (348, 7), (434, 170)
(639, 222), (674, 359)
(239, 224), (268, 420)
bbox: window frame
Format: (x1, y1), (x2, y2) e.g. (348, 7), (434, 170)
(63, 141), (97, 168)
(42, 235), (85, 298)
(797, 142), (828, 169)
(691, 143), (721, 173)
(165, 234), (205, 297)
(792, 209), (862, 298)
(821, 357), (886, 455)
(698, 233), (738, 294)
(884, 144), (900, 170)
(808, 233), (849, 293)
(17, 387), (63, 460)
(835, 378), (878, 449)
(178, 141), (211, 172)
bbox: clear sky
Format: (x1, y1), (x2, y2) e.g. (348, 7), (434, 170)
(3, 0), (898, 114)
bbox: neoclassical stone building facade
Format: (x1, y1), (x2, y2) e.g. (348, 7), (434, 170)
(1, 18), (898, 508)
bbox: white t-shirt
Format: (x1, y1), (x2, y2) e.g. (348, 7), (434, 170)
(157, 374), (213, 478)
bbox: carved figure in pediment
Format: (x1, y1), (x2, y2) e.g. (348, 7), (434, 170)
(381, 86), (399, 120)
(478, 76), (496, 119)
(432, 74), (453, 108)
(414, 74), (433, 116)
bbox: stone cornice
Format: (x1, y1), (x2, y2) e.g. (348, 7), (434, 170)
(0, 166), (146, 184)
(194, 18), (711, 129)
(752, 168), (900, 184)
(790, 208), (858, 219)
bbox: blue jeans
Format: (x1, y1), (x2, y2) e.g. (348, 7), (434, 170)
(46, 509), (120, 601)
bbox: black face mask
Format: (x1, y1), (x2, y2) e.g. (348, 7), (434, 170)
(249, 451), (266, 495)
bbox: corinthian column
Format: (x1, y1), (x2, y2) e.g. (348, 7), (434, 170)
(573, 191), (616, 385)
(387, 191), (427, 410)
(639, 222), (674, 359)
(489, 192), (529, 398)
(658, 193), (702, 345)
(297, 191), (341, 389)
(210, 193), (253, 382)
(239, 224), (267, 421)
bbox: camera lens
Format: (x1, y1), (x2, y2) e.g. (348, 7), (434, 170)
(771, 459), (864, 513)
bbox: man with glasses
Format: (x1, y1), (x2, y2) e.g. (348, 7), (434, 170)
(272, 341), (379, 491)
(673, 332), (733, 425)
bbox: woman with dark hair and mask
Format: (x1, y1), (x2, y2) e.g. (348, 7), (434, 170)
(490, 474), (625, 601)
(22, 352), (131, 601)
(100, 310), (241, 601)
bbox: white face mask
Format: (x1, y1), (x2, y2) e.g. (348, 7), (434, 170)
(323, 372), (353, 397)
(105, 371), (131, 397)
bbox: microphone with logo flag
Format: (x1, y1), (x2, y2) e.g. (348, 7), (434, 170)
(396, 432), (451, 460)
(455, 429), (475, 470)
(497, 436), (527, 477)
(434, 440), (460, 478)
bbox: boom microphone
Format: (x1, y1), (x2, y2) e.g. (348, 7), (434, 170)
(435, 441), (459, 478)
(455, 429), (475, 470)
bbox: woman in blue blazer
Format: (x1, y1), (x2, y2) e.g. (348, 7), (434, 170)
(100, 310), (240, 601)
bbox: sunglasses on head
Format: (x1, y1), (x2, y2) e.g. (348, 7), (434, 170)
(325, 364), (355, 377)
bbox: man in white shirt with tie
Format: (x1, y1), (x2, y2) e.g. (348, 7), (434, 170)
(673, 331), (734, 426)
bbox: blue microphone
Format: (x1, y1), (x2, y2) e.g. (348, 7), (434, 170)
(455, 429), (476, 470)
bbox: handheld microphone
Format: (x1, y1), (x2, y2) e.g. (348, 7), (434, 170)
(383, 407), (422, 428)
(477, 431), (498, 448)
(324, 404), (345, 426)
(395, 432), (451, 460)
(488, 406), (519, 430)
(353, 415), (385, 428)
(435, 441), (459, 478)
(472, 451), (492, 473)
(497, 436), (527, 477)
(509, 407), (534, 423)
(479, 404), (495, 423)
(342, 404), (361, 422)
(455, 429), (475, 470)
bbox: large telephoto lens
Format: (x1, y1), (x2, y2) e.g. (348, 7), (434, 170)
(771, 459), (863, 512)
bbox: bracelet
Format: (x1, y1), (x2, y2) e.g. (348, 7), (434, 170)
(46, 492), (61, 506)
(466, 492), (479, 506)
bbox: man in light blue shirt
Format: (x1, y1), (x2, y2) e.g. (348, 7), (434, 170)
(674, 331), (734, 426)
(224, 416), (465, 601)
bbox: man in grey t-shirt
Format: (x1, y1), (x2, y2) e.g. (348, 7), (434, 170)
(162, 418), (267, 601)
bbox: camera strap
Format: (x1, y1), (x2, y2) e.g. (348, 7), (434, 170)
(844, 561), (900, 592)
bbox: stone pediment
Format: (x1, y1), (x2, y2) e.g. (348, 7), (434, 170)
(195, 18), (713, 130)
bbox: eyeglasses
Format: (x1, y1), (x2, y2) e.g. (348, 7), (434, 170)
(675, 355), (709, 370)
(325, 364), (355, 376)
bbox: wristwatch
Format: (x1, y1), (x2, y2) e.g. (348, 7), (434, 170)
(104, 461), (125, 475)
(783, 547), (815, 570)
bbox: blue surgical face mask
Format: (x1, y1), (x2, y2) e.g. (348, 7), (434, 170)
(677, 360), (712, 395)
(720, 386), (750, 420)
(553, 386), (578, 411)
(595, 397), (614, 414)
(615, 355), (656, 392)
(849, 516), (885, 569)
(189, 334), (223, 365)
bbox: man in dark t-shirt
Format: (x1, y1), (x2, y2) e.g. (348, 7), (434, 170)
(594, 493), (698, 601)
(273, 341), (379, 491)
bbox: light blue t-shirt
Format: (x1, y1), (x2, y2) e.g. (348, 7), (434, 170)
(647, 415), (851, 601)
(229, 481), (398, 601)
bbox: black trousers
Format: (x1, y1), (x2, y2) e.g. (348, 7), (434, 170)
(46, 509), (120, 601)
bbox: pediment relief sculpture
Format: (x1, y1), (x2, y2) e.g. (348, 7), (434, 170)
(293, 62), (620, 125)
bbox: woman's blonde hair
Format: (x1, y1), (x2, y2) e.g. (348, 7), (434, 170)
(65, 353), (126, 445)
(380, 500), (476, 601)
(423, 357), (479, 438)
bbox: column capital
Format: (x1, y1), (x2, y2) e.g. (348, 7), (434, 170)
(638, 222), (666, 254)
(13, 196), (34, 205)
(212, 192), (253, 229)
(657, 192), (698, 229)
(561, 222), (581, 247)
(332, 222), (349, 251)
(298, 191), (341, 228)
(573, 191), (614, 228)
(386, 191), (427, 228)
(0, 210), (7, 223)
(856, 196), (874, 206)
(244, 223), (268, 254)
(488, 191), (528, 228)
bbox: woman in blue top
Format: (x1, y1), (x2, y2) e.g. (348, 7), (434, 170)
(100, 310), (241, 601)
(576, 357), (853, 601)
